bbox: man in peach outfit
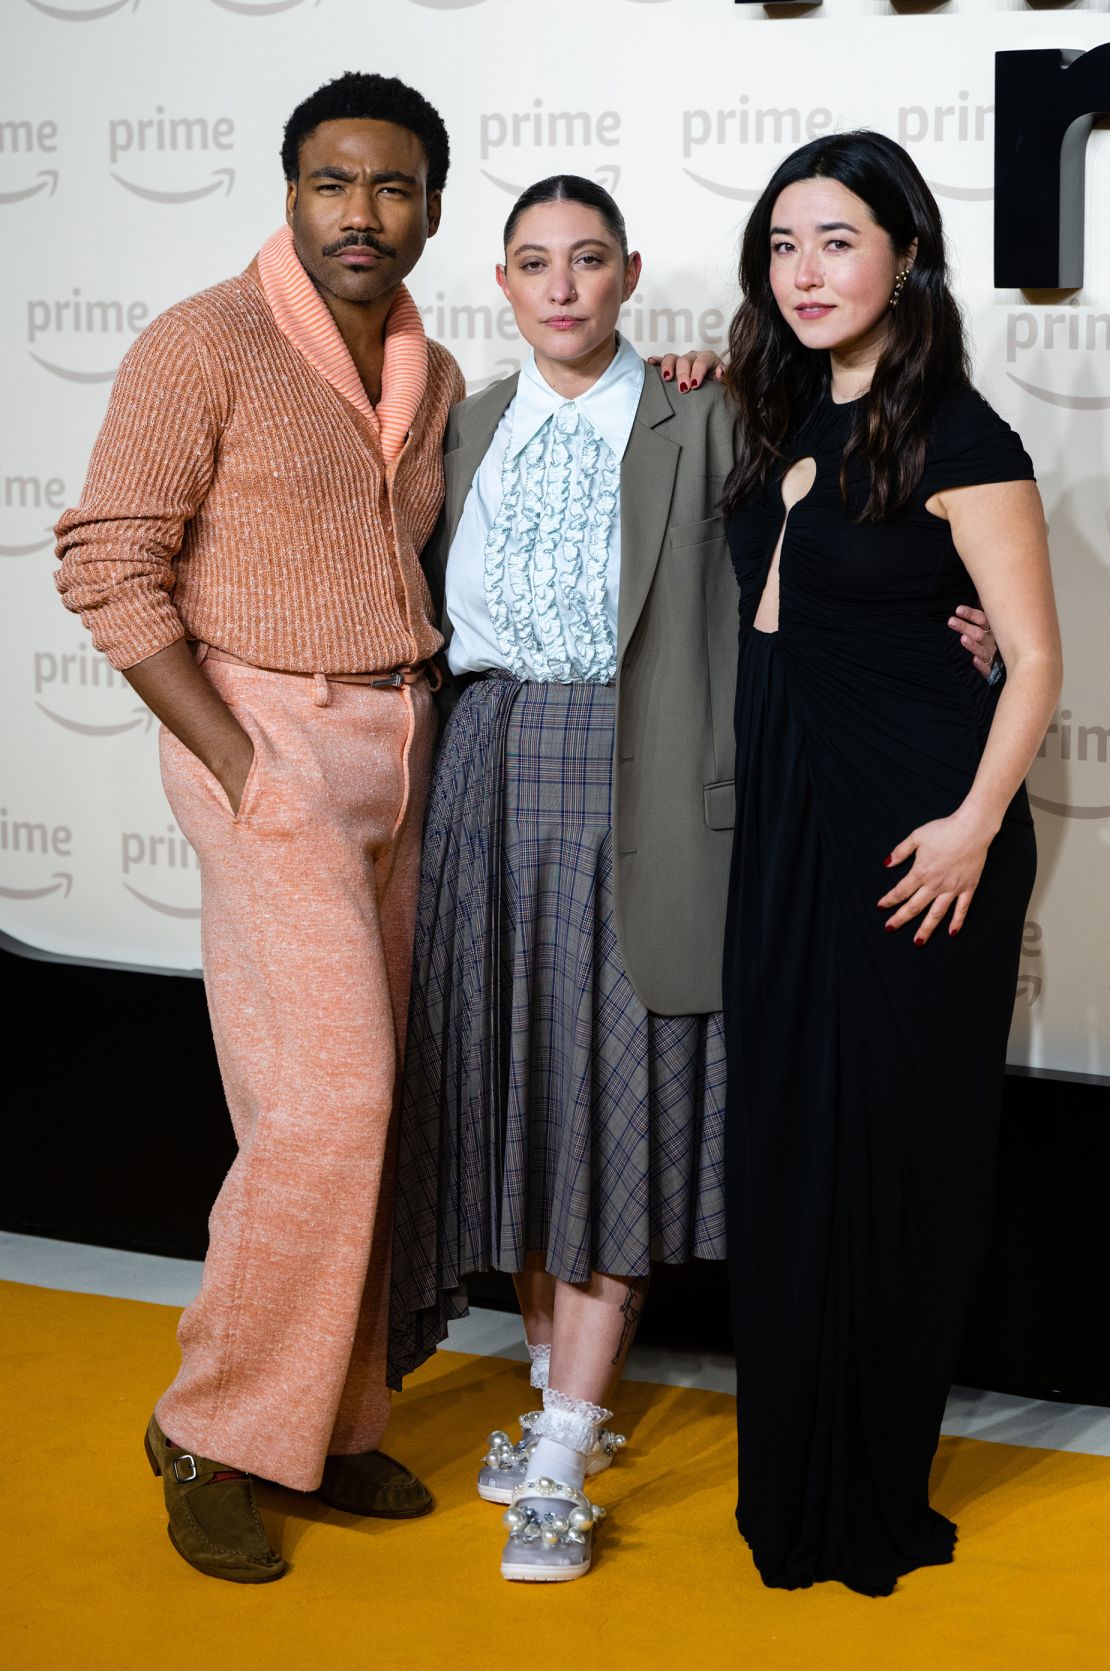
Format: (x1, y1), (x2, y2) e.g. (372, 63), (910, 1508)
(55, 73), (464, 1583)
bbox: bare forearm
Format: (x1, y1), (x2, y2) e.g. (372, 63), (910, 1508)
(936, 479), (1060, 839)
(957, 653), (1062, 838)
(124, 640), (253, 799)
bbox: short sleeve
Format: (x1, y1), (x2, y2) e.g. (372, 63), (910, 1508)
(918, 388), (1035, 502)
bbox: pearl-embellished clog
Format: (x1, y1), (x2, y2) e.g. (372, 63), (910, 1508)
(477, 1414), (626, 1504)
(500, 1476), (605, 1583)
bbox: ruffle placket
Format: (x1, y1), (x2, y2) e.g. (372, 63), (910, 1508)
(482, 406), (620, 683)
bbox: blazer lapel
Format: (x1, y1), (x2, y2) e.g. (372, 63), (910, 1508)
(617, 372), (680, 667)
(443, 373), (519, 544)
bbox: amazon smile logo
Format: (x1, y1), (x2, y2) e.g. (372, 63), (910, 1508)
(0, 117), (61, 204)
(38, 703), (153, 736)
(1, 467), (65, 558)
(34, 642), (160, 736)
(122, 825), (201, 919)
(1030, 708), (1110, 820)
(23, 0), (138, 16)
(111, 167), (233, 205)
(209, 0), (320, 11)
(1004, 308), (1110, 411)
(108, 108), (236, 204)
(480, 102), (621, 194)
(483, 164), (620, 198)
(0, 806), (73, 905)
(897, 91), (995, 202)
(681, 100), (835, 199)
(924, 181), (993, 205)
(0, 169), (58, 205)
(26, 290), (149, 384)
(681, 91), (996, 203)
(0, 525), (53, 557)
(0, 869), (72, 901)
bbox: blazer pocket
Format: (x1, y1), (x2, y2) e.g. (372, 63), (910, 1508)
(704, 779), (735, 831)
(670, 515), (726, 550)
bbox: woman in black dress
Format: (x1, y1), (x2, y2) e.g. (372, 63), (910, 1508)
(721, 132), (1062, 1596)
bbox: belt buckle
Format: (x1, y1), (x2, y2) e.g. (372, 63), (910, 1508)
(172, 1453), (199, 1483)
(370, 671), (406, 689)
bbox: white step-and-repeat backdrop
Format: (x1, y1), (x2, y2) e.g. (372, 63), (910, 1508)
(1, 0), (1107, 1075)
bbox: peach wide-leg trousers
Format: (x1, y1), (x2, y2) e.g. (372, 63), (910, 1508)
(155, 659), (434, 1491)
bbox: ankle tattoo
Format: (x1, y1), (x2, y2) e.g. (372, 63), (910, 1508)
(612, 1286), (645, 1367)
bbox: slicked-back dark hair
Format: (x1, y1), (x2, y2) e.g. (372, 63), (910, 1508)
(281, 72), (450, 195)
(503, 175), (628, 259)
(722, 129), (970, 520)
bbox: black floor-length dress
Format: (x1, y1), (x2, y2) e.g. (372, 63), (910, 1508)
(723, 386), (1038, 1596)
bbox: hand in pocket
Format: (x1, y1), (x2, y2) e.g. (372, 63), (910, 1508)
(215, 728), (256, 817)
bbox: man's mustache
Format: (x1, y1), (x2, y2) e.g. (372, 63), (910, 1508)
(322, 234), (397, 259)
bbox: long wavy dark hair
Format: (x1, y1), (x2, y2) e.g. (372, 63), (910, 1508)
(722, 130), (970, 520)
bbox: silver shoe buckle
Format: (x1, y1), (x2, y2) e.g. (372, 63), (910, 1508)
(172, 1453), (198, 1483)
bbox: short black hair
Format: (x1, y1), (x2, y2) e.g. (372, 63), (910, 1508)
(503, 175), (628, 259)
(281, 72), (450, 194)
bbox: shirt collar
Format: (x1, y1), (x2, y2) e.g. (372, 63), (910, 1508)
(256, 226), (428, 463)
(508, 333), (645, 462)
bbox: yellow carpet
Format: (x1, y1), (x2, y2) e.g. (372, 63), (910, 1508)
(2, 1280), (1108, 1671)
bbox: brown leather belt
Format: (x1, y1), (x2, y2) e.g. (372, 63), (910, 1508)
(192, 642), (433, 689)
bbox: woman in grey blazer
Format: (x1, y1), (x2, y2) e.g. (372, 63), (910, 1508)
(387, 175), (736, 1584)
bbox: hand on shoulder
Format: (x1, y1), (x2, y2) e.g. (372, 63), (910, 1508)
(648, 350), (725, 392)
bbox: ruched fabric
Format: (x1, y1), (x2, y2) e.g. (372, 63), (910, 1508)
(723, 386), (1037, 1595)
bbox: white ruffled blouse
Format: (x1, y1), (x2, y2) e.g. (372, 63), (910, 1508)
(445, 335), (645, 682)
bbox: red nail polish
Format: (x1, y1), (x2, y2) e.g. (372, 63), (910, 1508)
(662, 370), (672, 380)
(679, 381), (688, 392)
(914, 936), (924, 946)
(949, 927), (960, 937)
(692, 379), (700, 389)
(884, 923), (897, 933)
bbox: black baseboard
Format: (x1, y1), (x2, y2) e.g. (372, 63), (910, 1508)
(3, 941), (1107, 1406)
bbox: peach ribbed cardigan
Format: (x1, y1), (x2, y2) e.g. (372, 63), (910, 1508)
(256, 225), (426, 462)
(54, 250), (465, 674)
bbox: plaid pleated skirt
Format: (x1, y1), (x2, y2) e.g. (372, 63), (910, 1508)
(387, 674), (726, 1387)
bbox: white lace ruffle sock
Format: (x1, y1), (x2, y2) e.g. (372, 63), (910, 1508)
(525, 1387), (614, 1495)
(527, 1342), (551, 1391)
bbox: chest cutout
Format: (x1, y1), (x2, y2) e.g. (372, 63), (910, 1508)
(754, 455), (816, 635)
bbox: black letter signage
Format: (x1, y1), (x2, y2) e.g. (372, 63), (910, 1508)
(995, 45), (1110, 289)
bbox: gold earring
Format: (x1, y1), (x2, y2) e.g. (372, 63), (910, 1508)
(889, 268), (911, 309)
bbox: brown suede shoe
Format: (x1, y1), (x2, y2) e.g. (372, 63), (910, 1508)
(318, 1450), (434, 1519)
(144, 1415), (286, 1583)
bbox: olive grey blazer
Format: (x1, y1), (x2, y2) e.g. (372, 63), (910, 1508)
(422, 367), (738, 1016)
